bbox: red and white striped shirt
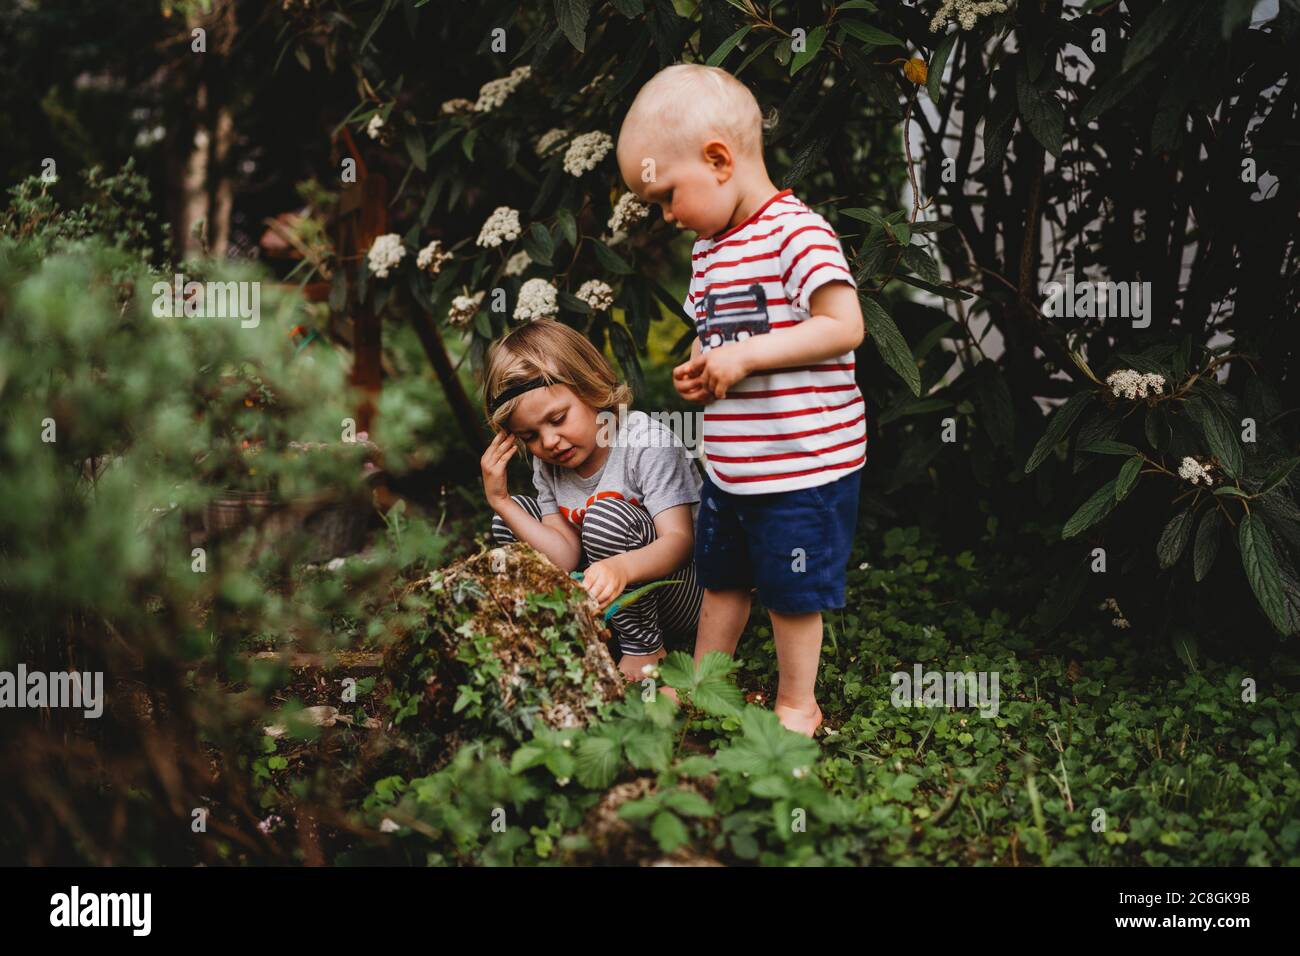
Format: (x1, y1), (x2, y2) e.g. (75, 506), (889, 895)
(682, 189), (865, 494)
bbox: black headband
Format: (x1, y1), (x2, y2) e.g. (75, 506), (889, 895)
(488, 377), (549, 414)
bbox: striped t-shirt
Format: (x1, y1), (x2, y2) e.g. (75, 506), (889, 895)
(682, 188), (865, 495)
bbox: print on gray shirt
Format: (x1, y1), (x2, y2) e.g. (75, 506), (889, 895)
(532, 410), (702, 529)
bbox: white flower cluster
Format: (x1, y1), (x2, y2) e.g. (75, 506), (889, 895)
(576, 279), (615, 312)
(476, 206), (522, 248)
(440, 98), (473, 115)
(416, 239), (453, 274)
(367, 233), (406, 278)
(534, 127), (568, 157)
(514, 278), (558, 321)
(474, 65), (530, 113)
(448, 291), (485, 328)
(607, 191), (650, 237)
(1106, 369), (1166, 400)
(1178, 456), (1215, 486)
(365, 113), (385, 140)
(929, 0), (1009, 32)
(562, 131), (614, 177)
(1098, 597), (1131, 629)
(504, 250), (532, 276)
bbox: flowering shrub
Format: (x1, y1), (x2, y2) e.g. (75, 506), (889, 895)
(253, 1), (1300, 648)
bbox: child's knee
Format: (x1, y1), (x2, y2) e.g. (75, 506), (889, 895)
(580, 497), (652, 554)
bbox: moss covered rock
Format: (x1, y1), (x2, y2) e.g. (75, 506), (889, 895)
(382, 543), (625, 742)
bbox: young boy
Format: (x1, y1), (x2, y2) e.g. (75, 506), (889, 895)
(615, 63), (866, 737)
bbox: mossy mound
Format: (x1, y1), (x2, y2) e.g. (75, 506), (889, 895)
(382, 543), (625, 741)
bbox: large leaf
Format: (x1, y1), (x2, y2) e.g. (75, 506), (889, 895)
(839, 21), (902, 48)
(691, 651), (744, 716)
(522, 222), (554, 267)
(862, 296), (921, 397)
(707, 24), (751, 66)
(1157, 508), (1194, 569)
(1238, 515), (1294, 635)
(574, 732), (622, 789)
(928, 31), (957, 105)
(1186, 396), (1243, 478)
(1193, 507), (1223, 582)
(590, 237), (633, 275)
(1062, 479), (1119, 539)
(1025, 391), (1094, 473)
(1080, 59), (1159, 124)
(1115, 455), (1143, 501)
(714, 707), (819, 777)
(554, 0), (591, 52)
(1016, 67), (1064, 157)
(1123, 0), (1190, 71)
(1258, 456), (1300, 497)
(790, 25), (827, 76)
(650, 811), (689, 852)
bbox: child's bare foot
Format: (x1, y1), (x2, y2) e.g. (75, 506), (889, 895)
(774, 703), (822, 737)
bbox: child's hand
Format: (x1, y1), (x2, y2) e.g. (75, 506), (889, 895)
(579, 556), (628, 609)
(479, 430), (516, 509)
(697, 342), (753, 399)
(672, 355), (711, 403)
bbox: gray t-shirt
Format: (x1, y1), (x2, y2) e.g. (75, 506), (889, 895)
(532, 410), (702, 530)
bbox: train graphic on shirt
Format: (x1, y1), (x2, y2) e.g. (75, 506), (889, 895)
(697, 283), (772, 349)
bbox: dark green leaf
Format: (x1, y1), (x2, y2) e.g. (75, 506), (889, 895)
(839, 21), (903, 48)
(554, 208), (577, 248)
(1115, 455), (1143, 501)
(894, 273), (971, 300)
(1123, 0), (1188, 71)
(790, 25), (828, 76)
(591, 238), (633, 274)
(862, 297), (921, 397)
(707, 24), (752, 67)
(1062, 479), (1119, 539)
(607, 321), (644, 397)
(405, 127), (427, 172)
(557, 290), (592, 315)
(1239, 515), (1294, 635)
(554, 0), (590, 52)
(1025, 391), (1094, 473)
(1187, 396), (1242, 477)
(1258, 457), (1300, 497)
(1157, 508), (1194, 569)
(1079, 438), (1140, 456)
(1193, 508), (1222, 582)
(901, 245), (941, 284)
(928, 31), (957, 105)
(782, 132), (833, 188)
(1016, 68), (1064, 157)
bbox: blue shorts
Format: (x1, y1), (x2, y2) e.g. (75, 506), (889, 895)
(694, 469), (861, 614)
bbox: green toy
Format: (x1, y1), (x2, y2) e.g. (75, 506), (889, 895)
(570, 571), (680, 623)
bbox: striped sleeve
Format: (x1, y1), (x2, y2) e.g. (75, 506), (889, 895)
(777, 210), (857, 314)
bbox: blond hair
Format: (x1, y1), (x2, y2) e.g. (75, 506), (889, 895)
(617, 63), (765, 166)
(482, 320), (632, 432)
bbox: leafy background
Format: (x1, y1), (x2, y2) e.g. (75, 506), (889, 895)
(0, 0), (1297, 865)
